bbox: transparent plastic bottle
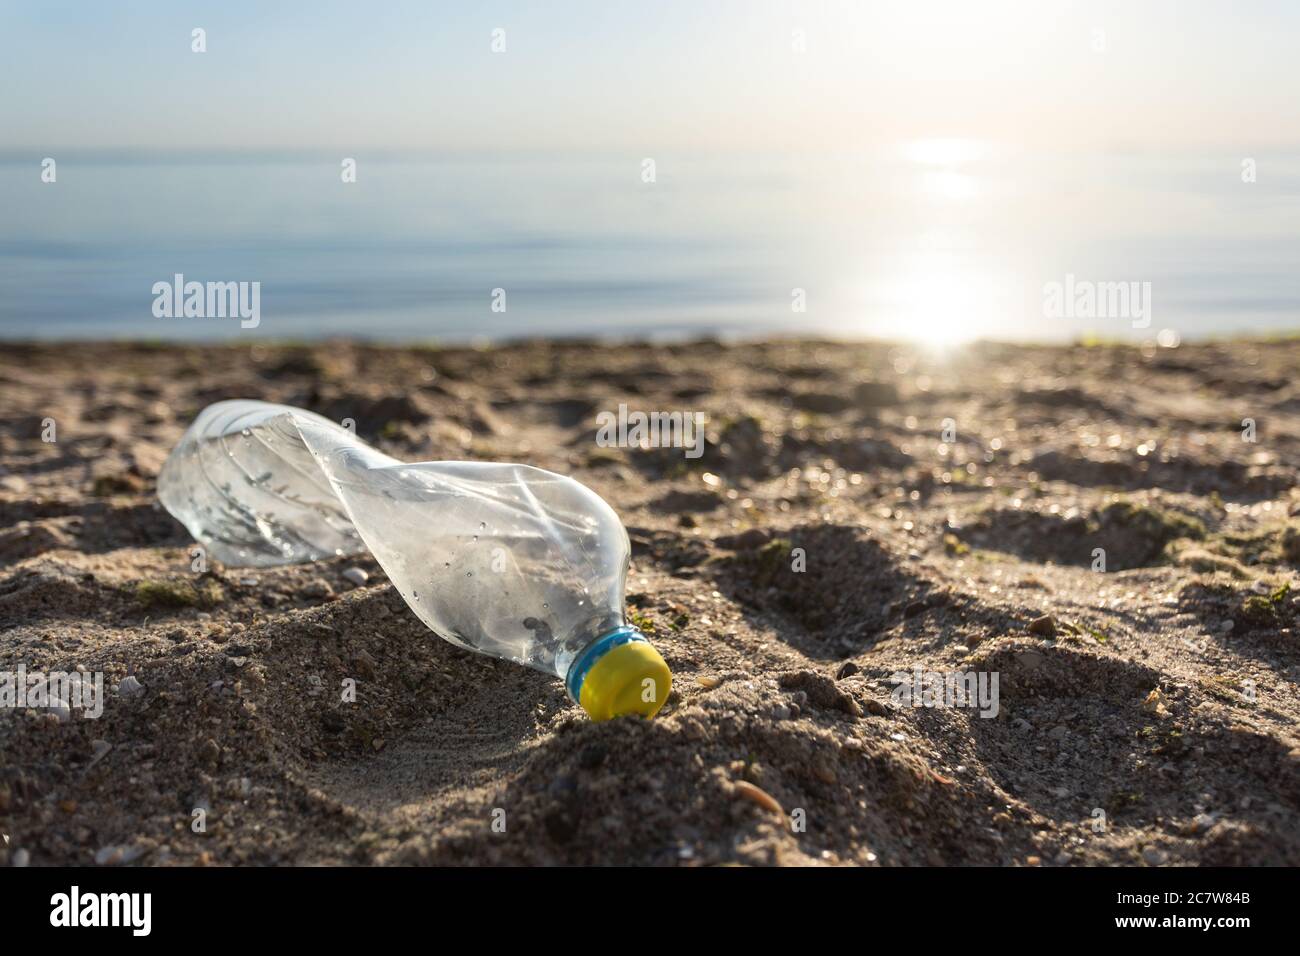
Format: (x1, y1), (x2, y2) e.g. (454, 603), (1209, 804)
(158, 400), (671, 720)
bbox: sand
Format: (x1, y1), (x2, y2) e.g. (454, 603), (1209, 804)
(1, 337), (1298, 866)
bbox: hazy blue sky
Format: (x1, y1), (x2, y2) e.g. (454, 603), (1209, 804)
(3, 0), (1298, 154)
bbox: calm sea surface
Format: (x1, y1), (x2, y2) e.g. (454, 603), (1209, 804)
(2, 149), (1298, 343)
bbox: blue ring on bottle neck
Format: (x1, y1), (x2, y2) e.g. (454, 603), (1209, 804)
(565, 625), (647, 703)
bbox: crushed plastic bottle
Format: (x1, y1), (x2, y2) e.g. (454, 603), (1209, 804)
(158, 399), (671, 720)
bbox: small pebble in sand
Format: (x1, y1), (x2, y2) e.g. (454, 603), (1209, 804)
(342, 567), (369, 587)
(1142, 846), (1169, 866)
(118, 675), (144, 698)
(351, 650), (377, 679)
(1028, 615), (1057, 637)
(695, 675), (720, 689)
(47, 698), (71, 723)
(199, 738), (222, 767)
(88, 739), (112, 768)
(812, 764), (837, 784)
(94, 844), (144, 866)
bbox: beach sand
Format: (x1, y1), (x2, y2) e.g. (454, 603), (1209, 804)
(1, 337), (1298, 866)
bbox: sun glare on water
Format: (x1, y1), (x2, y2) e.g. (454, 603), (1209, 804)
(888, 266), (1005, 350)
(876, 138), (1019, 349)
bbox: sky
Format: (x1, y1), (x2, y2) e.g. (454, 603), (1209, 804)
(3, 0), (1299, 156)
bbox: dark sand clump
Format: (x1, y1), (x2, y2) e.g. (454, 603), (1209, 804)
(1, 338), (1298, 866)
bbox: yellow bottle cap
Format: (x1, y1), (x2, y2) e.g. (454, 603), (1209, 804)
(578, 640), (672, 721)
